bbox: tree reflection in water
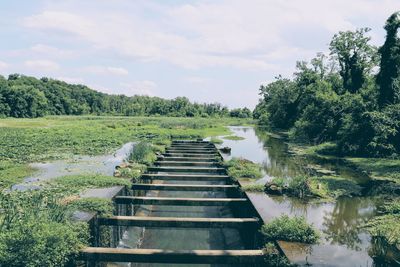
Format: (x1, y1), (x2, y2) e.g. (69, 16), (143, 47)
(322, 197), (377, 250)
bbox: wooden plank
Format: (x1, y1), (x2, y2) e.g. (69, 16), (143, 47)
(140, 173), (230, 181)
(166, 150), (217, 154)
(155, 161), (220, 167)
(147, 166), (225, 173)
(114, 196), (247, 206)
(157, 156), (217, 162)
(97, 216), (259, 228)
(79, 247), (266, 264)
(132, 183), (237, 191)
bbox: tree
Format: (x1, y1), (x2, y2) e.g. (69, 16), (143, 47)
(377, 11), (400, 107)
(329, 28), (377, 93)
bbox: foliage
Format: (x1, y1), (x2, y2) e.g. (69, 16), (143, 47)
(377, 11), (400, 107)
(222, 135), (245, 140)
(117, 163), (147, 181)
(0, 116), (242, 163)
(263, 242), (294, 267)
(329, 28), (377, 93)
(0, 74), (248, 118)
(255, 13), (400, 157)
(0, 190), (89, 267)
(52, 174), (130, 192)
(241, 183), (265, 192)
(68, 197), (114, 216)
(0, 160), (36, 190)
(130, 141), (157, 165)
(224, 158), (263, 180)
(210, 137), (223, 144)
(261, 214), (320, 244)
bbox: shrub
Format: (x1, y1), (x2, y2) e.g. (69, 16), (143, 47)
(261, 215), (320, 244)
(130, 141), (156, 165)
(288, 175), (313, 198)
(0, 190), (89, 266)
(210, 137), (223, 144)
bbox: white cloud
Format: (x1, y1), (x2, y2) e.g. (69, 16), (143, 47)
(21, 0), (400, 71)
(83, 66), (129, 76)
(30, 44), (76, 59)
(24, 60), (60, 71)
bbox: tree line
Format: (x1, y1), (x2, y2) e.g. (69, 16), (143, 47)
(254, 12), (400, 157)
(0, 74), (252, 119)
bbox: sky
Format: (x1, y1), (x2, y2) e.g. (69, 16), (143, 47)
(0, 1), (399, 109)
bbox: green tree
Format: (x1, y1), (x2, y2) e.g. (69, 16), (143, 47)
(329, 28), (377, 93)
(377, 11), (400, 107)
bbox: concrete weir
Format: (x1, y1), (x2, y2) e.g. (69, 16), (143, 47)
(79, 140), (281, 266)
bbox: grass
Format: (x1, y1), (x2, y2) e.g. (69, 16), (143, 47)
(210, 137), (223, 144)
(223, 135), (245, 140)
(0, 161), (36, 190)
(224, 158), (263, 180)
(364, 199), (400, 247)
(241, 183), (265, 192)
(261, 214), (320, 244)
(68, 197), (114, 216)
(51, 174), (131, 192)
(290, 142), (400, 186)
(0, 116), (251, 190)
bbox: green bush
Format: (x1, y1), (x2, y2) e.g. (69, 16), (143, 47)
(288, 175), (313, 198)
(0, 190), (89, 267)
(261, 215), (320, 244)
(224, 158), (263, 180)
(130, 141), (156, 165)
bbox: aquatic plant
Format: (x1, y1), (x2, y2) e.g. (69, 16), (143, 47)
(263, 242), (294, 267)
(224, 158), (263, 180)
(210, 137), (223, 144)
(223, 135), (245, 140)
(52, 174), (131, 192)
(241, 183), (265, 192)
(68, 197), (114, 216)
(261, 214), (320, 244)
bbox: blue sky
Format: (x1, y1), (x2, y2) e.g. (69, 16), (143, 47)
(0, 0), (399, 108)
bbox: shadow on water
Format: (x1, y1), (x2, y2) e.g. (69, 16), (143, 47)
(215, 126), (399, 267)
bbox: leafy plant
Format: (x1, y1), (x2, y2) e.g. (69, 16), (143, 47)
(261, 214), (320, 244)
(224, 158), (262, 180)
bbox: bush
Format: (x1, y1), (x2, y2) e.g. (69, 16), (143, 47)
(261, 215), (320, 244)
(224, 158), (263, 180)
(0, 190), (89, 266)
(130, 141), (156, 165)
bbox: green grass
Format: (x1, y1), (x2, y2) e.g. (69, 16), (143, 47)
(68, 197), (114, 216)
(224, 158), (263, 180)
(241, 183), (265, 192)
(0, 161), (36, 190)
(210, 137), (223, 144)
(51, 174), (131, 192)
(261, 214), (320, 244)
(222, 135), (245, 140)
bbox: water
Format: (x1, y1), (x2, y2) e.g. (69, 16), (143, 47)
(214, 126), (399, 267)
(12, 142), (134, 190)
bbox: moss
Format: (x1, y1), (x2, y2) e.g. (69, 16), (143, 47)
(261, 215), (320, 244)
(224, 158), (263, 180)
(223, 135), (245, 140)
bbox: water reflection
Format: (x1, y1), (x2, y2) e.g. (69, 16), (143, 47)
(217, 126), (397, 266)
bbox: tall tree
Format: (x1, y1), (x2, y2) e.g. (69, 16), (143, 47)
(329, 28), (377, 93)
(377, 11), (400, 107)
